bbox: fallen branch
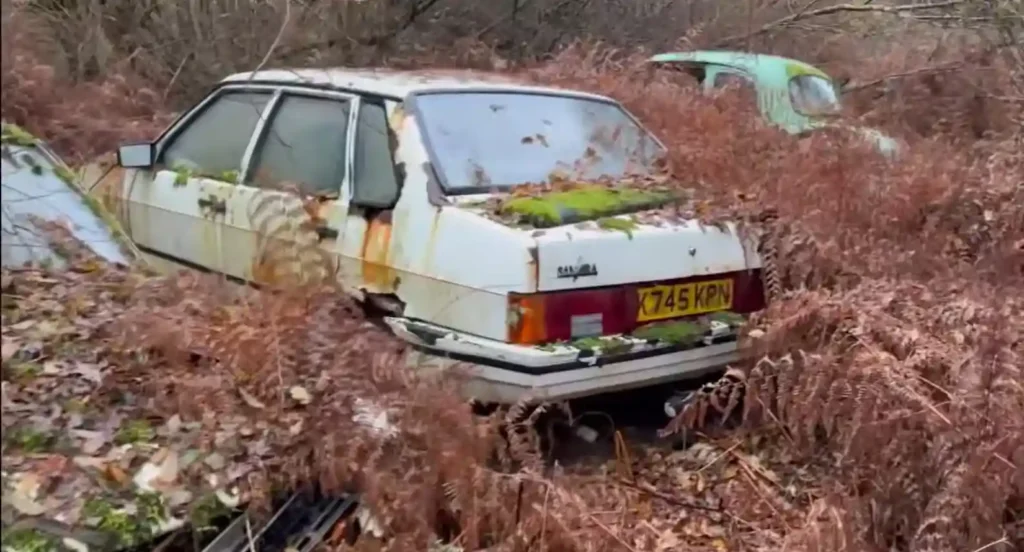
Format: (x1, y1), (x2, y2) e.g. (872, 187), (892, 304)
(614, 478), (723, 514)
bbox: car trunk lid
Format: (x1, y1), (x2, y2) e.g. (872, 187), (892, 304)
(456, 183), (767, 346)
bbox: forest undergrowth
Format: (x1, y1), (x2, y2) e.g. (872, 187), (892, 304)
(2, 2), (1023, 551)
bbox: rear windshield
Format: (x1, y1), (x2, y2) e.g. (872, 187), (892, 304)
(413, 91), (665, 194)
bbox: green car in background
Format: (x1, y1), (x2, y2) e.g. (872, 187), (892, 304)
(648, 50), (901, 158)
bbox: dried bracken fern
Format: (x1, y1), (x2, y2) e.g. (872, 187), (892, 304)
(3, 3), (1023, 549)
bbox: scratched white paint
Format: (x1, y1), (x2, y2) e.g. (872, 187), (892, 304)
(376, 113), (533, 342)
(530, 219), (761, 292)
(219, 67), (611, 104)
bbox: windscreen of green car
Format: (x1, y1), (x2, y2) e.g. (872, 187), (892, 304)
(788, 74), (841, 117)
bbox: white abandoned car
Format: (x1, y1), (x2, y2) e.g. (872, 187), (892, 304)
(90, 68), (767, 409)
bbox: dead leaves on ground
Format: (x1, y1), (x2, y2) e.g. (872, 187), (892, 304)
(1, 268), (251, 549)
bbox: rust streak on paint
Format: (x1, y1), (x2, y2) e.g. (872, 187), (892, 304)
(361, 211), (396, 293)
(421, 208), (442, 272)
(527, 245), (539, 292)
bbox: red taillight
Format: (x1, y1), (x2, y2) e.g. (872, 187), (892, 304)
(508, 287), (631, 345)
(507, 269), (766, 346)
(507, 293), (548, 345)
(730, 268), (767, 314)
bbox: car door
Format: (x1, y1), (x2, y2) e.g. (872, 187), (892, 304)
(336, 96), (403, 298)
(219, 88), (357, 287)
(124, 88), (275, 274)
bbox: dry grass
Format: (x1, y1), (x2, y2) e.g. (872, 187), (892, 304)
(2, 0), (1023, 550)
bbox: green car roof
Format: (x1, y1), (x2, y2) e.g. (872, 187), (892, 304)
(647, 50), (832, 80)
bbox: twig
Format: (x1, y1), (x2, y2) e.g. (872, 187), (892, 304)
(528, 487), (640, 552)
(161, 54), (192, 102)
(696, 439), (743, 473)
(737, 461), (792, 531)
(614, 478), (723, 513)
(150, 529), (179, 552)
(613, 429), (635, 483)
(729, 449), (785, 491)
(540, 483), (550, 547)
(843, 62), (963, 93)
(248, 0), (292, 80)
(245, 514), (257, 552)
(970, 537), (1009, 552)
(475, 0), (536, 39)
(277, 0), (442, 61)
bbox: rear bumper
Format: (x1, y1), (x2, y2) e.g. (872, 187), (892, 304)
(385, 317), (744, 404)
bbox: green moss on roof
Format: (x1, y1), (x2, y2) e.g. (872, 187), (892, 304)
(0, 123), (37, 147)
(499, 186), (675, 228)
(784, 61), (830, 80)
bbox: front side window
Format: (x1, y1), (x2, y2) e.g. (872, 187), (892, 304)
(247, 94), (352, 196)
(161, 91), (272, 177)
(788, 75), (841, 117)
(413, 91), (665, 194)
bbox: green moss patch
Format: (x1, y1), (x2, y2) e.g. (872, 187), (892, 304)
(171, 164), (239, 187)
(631, 320), (708, 346)
(1, 528), (63, 552)
(499, 186), (675, 228)
(82, 492), (170, 548)
(4, 426), (56, 453)
(114, 419), (155, 445)
(1, 123), (38, 148)
(596, 216), (638, 238)
(3, 360), (42, 382)
(189, 492), (239, 533)
(784, 61), (831, 80)
(709, 310), (747, 328)
(570, 336), (633, 355)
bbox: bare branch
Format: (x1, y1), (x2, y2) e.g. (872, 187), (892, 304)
(842, 61), (964, 93)
(713, 0), (967, 47)
(277, 0), (444, 62)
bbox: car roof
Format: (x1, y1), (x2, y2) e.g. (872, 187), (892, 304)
(220, 67), (616, 102)
(648, 50), (831, 80)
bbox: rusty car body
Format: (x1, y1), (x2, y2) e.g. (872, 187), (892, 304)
(88, 68), (768, 406)
(648, 50), (901, 158)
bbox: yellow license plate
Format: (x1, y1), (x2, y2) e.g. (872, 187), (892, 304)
(636, 279), (734, 323)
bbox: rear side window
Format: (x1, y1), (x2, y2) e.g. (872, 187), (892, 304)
(247, 94), (352, 195)
(712, 72), (753, 90)
(352, 101), (399, 207)
(712, 72), (758, 108)
(161, 91), (272, 177)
